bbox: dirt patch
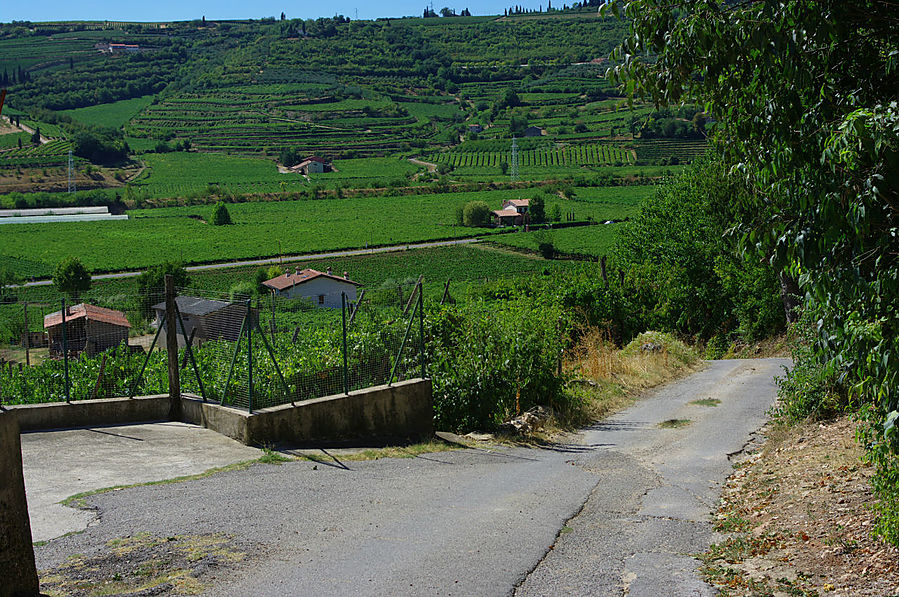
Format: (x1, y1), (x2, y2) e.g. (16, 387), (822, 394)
(701, 416), (899, 596)
(40, 532), (255, 596)
(0, 165), (127, 194)
(408, 157), (437, 173)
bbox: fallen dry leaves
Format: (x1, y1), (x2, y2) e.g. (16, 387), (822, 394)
(702, 415), (899, 596)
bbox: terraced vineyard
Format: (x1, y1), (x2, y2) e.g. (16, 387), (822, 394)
(0, 138), (74, 167)
(632, 139), (709, 164)
(431, 143), (635, 169)
(128, 87), (462, 158)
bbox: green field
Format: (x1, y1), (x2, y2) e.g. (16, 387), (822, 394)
(489, 224), (623, 257)
(431, 143), (636, 169)
(61, 95), (157, 129)
(0, 132), (31, 149)
(128, 153), (426, 197)
(0, 185), (642, 278)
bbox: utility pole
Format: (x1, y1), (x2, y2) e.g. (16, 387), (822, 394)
(67, 149), (75, 194)
(23, 302), (29, 367)
(511, 136), (519, 182)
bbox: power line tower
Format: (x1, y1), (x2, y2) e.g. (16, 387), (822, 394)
(67, 149), (76, 194)
(510, 136), (519, 182)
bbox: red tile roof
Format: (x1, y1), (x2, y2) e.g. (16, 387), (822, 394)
(44, 303), (131, 329)
(493, 209), (521, 217)
(263, 268), (361, 292)
(504, 199), (530, 207)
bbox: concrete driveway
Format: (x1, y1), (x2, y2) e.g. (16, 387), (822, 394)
(20, 421), (261, 542)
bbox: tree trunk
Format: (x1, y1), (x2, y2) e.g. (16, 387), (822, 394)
(778, 271), (801, 324)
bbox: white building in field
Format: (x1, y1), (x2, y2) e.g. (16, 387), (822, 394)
(262, 267), (361, 308)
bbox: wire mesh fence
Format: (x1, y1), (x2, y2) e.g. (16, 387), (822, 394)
(0, 277), (426, 412)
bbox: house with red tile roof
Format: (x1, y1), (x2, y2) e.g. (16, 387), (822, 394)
(263, 267), (361, 308)
(492, 198), (530, 226)
(44, 303), (130, 356)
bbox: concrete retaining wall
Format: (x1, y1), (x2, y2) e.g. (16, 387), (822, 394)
(7, 395), (170, 432)
(11, 379), (433, 447)
(180, 397), (250, 443)
(181, 379), (433, 446)
(0, 410), (40, 596)
(249, 378), (433, 446)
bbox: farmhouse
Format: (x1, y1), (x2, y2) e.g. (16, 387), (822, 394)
(290, 156), (330, 175)
(96, 43), (141, 53)
(44, 303), (130, 356)
(492, 198), (530, 226)
(152, 296), (255, 347)
(523, 126), (543, 137)
(468, 124), (484, 134)
(263, 267), (361, 308)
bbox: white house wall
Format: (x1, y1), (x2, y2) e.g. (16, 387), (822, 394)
(279, 277), (358, 308)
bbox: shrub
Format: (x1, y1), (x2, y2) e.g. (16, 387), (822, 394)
(462, 200), (491, 227)
(773, 312), (847, 422)
(211, 202), (232, 226)
(428, 299), (567, 431)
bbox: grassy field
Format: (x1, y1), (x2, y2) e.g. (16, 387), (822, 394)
(131, 152), (296, 197)
(489, 224), (623, 257)
(0, 244), (583, 343)
(0, 185), (642, 278)
(61, 95), (157, 129)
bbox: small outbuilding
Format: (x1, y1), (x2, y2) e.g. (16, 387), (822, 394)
(290, 156), (330, 175)
(44, 303), (130, 356)
(263, 267), (361, 308)
(152, 296), (256, 347)
(523, 126), (543, 137)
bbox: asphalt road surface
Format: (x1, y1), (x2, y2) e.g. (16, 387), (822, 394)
(34, 358), (788, 596)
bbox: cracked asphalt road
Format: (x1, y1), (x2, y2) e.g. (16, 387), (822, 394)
(34, 358), (787, 596)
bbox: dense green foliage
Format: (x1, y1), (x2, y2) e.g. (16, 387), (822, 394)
(52, 256), (91, 299)
(461, 201), (491, 227)
(135, 261), (188, 315)
(611, 0), (899, 544)
(429, 296), (567, 430)
(211, 202), (232, 225)
(615, 158), (784, 343)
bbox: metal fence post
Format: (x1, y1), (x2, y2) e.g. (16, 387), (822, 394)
(418, 283), (426, 380)
(165, 274), (180, 419)
(246, 299), (253, 414)
(61, 298), (70, 403)
(341, 292), (349, 395)
(23, 302), (29, 368)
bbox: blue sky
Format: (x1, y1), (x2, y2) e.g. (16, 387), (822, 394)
(2, 1), (547, 23)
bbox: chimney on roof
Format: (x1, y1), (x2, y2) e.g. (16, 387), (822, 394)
(295, 267), (300, 276)
(344, 271), (349, 280)
(327, 267), (333, 275)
